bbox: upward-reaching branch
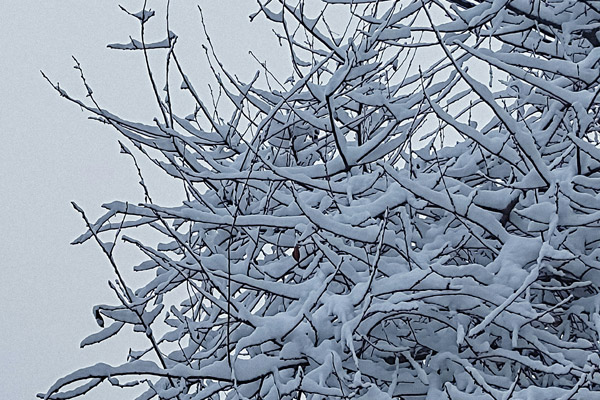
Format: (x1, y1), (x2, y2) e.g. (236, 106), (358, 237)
(43, 1), (600, 399)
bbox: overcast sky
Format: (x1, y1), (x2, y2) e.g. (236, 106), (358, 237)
(0, 2), (474, 398)
(0, 1), (288, 398)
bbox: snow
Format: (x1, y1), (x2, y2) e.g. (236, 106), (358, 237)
(44, 0), (600, 398)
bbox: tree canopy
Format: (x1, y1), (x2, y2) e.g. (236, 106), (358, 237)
(42, 1), (600, 399)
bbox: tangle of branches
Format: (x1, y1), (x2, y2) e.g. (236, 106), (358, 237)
(42, 1), (600, 399)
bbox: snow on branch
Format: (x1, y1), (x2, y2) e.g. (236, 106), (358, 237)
(43, 0), (600, 399)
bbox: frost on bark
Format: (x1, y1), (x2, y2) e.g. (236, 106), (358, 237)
(42, 1), (600, 399)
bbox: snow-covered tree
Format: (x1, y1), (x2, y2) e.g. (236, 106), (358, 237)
(42, 1), (600, 399)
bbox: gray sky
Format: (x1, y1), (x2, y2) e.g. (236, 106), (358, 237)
(0, 1), (286, 398)
(0, 1), (493, 399)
